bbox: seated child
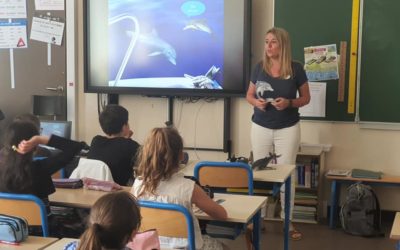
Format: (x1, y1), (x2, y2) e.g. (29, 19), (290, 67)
(131, 127), (228, 250)
(0, 120), (84, 209)
(64, 191), (141, 250)
(0, 120), (85, 236)
(88, 105), (140, 185)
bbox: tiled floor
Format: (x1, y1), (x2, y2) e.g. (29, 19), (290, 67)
(222, 220), (395, 250)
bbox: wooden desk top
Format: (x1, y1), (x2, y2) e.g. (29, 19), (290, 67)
(43, 238), (77, 250)
(0, 236), (58, 250)
(49, 188), (266, 224)
(196, 193), (267, 223)
(180, 161), (295, 183)
(49, 187), (130, 208)
(391, 212), (400, 240)
(326, 174), (400, 184)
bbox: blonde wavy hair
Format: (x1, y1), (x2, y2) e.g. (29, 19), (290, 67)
(263, 27), (293, 79)
(136, 127), (183, 197)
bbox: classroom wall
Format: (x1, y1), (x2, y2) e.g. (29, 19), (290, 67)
(75, 0), (400, 211)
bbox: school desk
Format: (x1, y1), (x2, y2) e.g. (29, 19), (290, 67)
(181, 162), (294, 250)
(43, 238), (76, 250)
(49, 188), (266, 250)
(390, 212), (400, 250)
(0, 236), (58, 250)
(326, 174), (400, 229)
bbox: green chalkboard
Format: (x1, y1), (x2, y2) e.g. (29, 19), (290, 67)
(275, 0), (355, 121)
(359, 0), (400, 123)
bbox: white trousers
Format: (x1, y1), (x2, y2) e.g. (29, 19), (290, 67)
(251, 122), (300, 220)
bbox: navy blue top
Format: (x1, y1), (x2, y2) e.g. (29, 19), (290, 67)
(250, 61), (308, 129)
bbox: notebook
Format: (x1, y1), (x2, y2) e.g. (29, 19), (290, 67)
(326, 169), (351, 177)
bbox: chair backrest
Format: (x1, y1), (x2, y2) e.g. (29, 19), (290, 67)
(0, 192), (49, 237)
(138, 200), (196, 250)
(70, 158), (114, 181)
(194, 161), (254, 195)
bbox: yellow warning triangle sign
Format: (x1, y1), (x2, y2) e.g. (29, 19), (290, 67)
(17, 38), (25, 47)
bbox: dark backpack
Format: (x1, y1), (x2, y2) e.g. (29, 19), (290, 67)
(340, 182), (384, 237)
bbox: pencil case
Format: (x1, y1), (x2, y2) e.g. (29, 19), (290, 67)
(53, 178), (83, 189)
(0, 214), (28, 243)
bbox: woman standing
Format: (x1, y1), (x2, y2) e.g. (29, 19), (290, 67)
(246, 27), (310, 240)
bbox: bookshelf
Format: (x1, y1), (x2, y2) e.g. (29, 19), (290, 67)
(264, 146), (326, 224)
(294, 147), (325, 223)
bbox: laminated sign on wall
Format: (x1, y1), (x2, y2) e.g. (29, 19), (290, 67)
(30, 16), (64, 46)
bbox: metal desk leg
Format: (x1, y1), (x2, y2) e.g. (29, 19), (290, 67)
(329, 180), (340, 229)
(252, 210), (261, 250)
(284, 175), (291, 250)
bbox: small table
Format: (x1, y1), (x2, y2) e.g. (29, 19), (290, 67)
(390, 212), (400, 250)
(181, 162), (295, 250)
(0, 236), (58, 250)
(326, 174), (400, 229)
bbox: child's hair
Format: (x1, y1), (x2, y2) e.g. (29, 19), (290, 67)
(99, 105), (129, 135)
(136, 127), (183, 196)
(0, 121), (38, 193)
(13, 114), (41, 132)
(77, 191), (142, 250)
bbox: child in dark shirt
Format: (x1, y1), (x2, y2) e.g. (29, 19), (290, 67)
(87, 105), (140, 185)
(0, 120), (85, 236)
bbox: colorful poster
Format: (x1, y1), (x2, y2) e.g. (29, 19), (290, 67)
(0, 20), (28, 49)
(304, 44), (339, 81)
(0, 0), (27, 19)
(30, 17), (64, 45)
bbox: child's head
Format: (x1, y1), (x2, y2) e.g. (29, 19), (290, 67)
(0, 121), (38, 193)
(99, 105), (130, 136)
(13, 114), (41, 133)
(78, 191), (141, 250)
(3, 121), (39, 149)
(136, 127), (183, 196)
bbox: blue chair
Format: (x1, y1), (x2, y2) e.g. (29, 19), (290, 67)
(194, 161), (256, 250)
(194, 161), (254, 195)
(0, 192), (49, 237)
(138, 200), (196, 250)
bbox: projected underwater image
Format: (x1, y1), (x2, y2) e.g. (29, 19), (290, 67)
(108, 0), (224, 89)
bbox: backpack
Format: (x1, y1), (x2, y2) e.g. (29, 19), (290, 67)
(340, 182), (384, 237)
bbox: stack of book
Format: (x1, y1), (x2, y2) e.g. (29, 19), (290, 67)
(294, 191), (317, 205)
(293, 205), (317, 223)
(205, 221), (241, 239)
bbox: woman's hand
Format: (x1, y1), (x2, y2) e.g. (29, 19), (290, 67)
(254, 98), (268, 111)
(16, 135), (49, 154)
(246, 83), (268, 111)
(271, 97), (290, 110)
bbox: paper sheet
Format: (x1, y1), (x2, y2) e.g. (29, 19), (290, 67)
(299, 82), (326, 117)
(35, 0), (64, 11)
(30, 16), (64, 45)
(0, 0), (27, 19)
(0, 20), (28, 48)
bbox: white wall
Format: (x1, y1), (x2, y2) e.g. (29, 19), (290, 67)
(76, 0), (400, 211)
